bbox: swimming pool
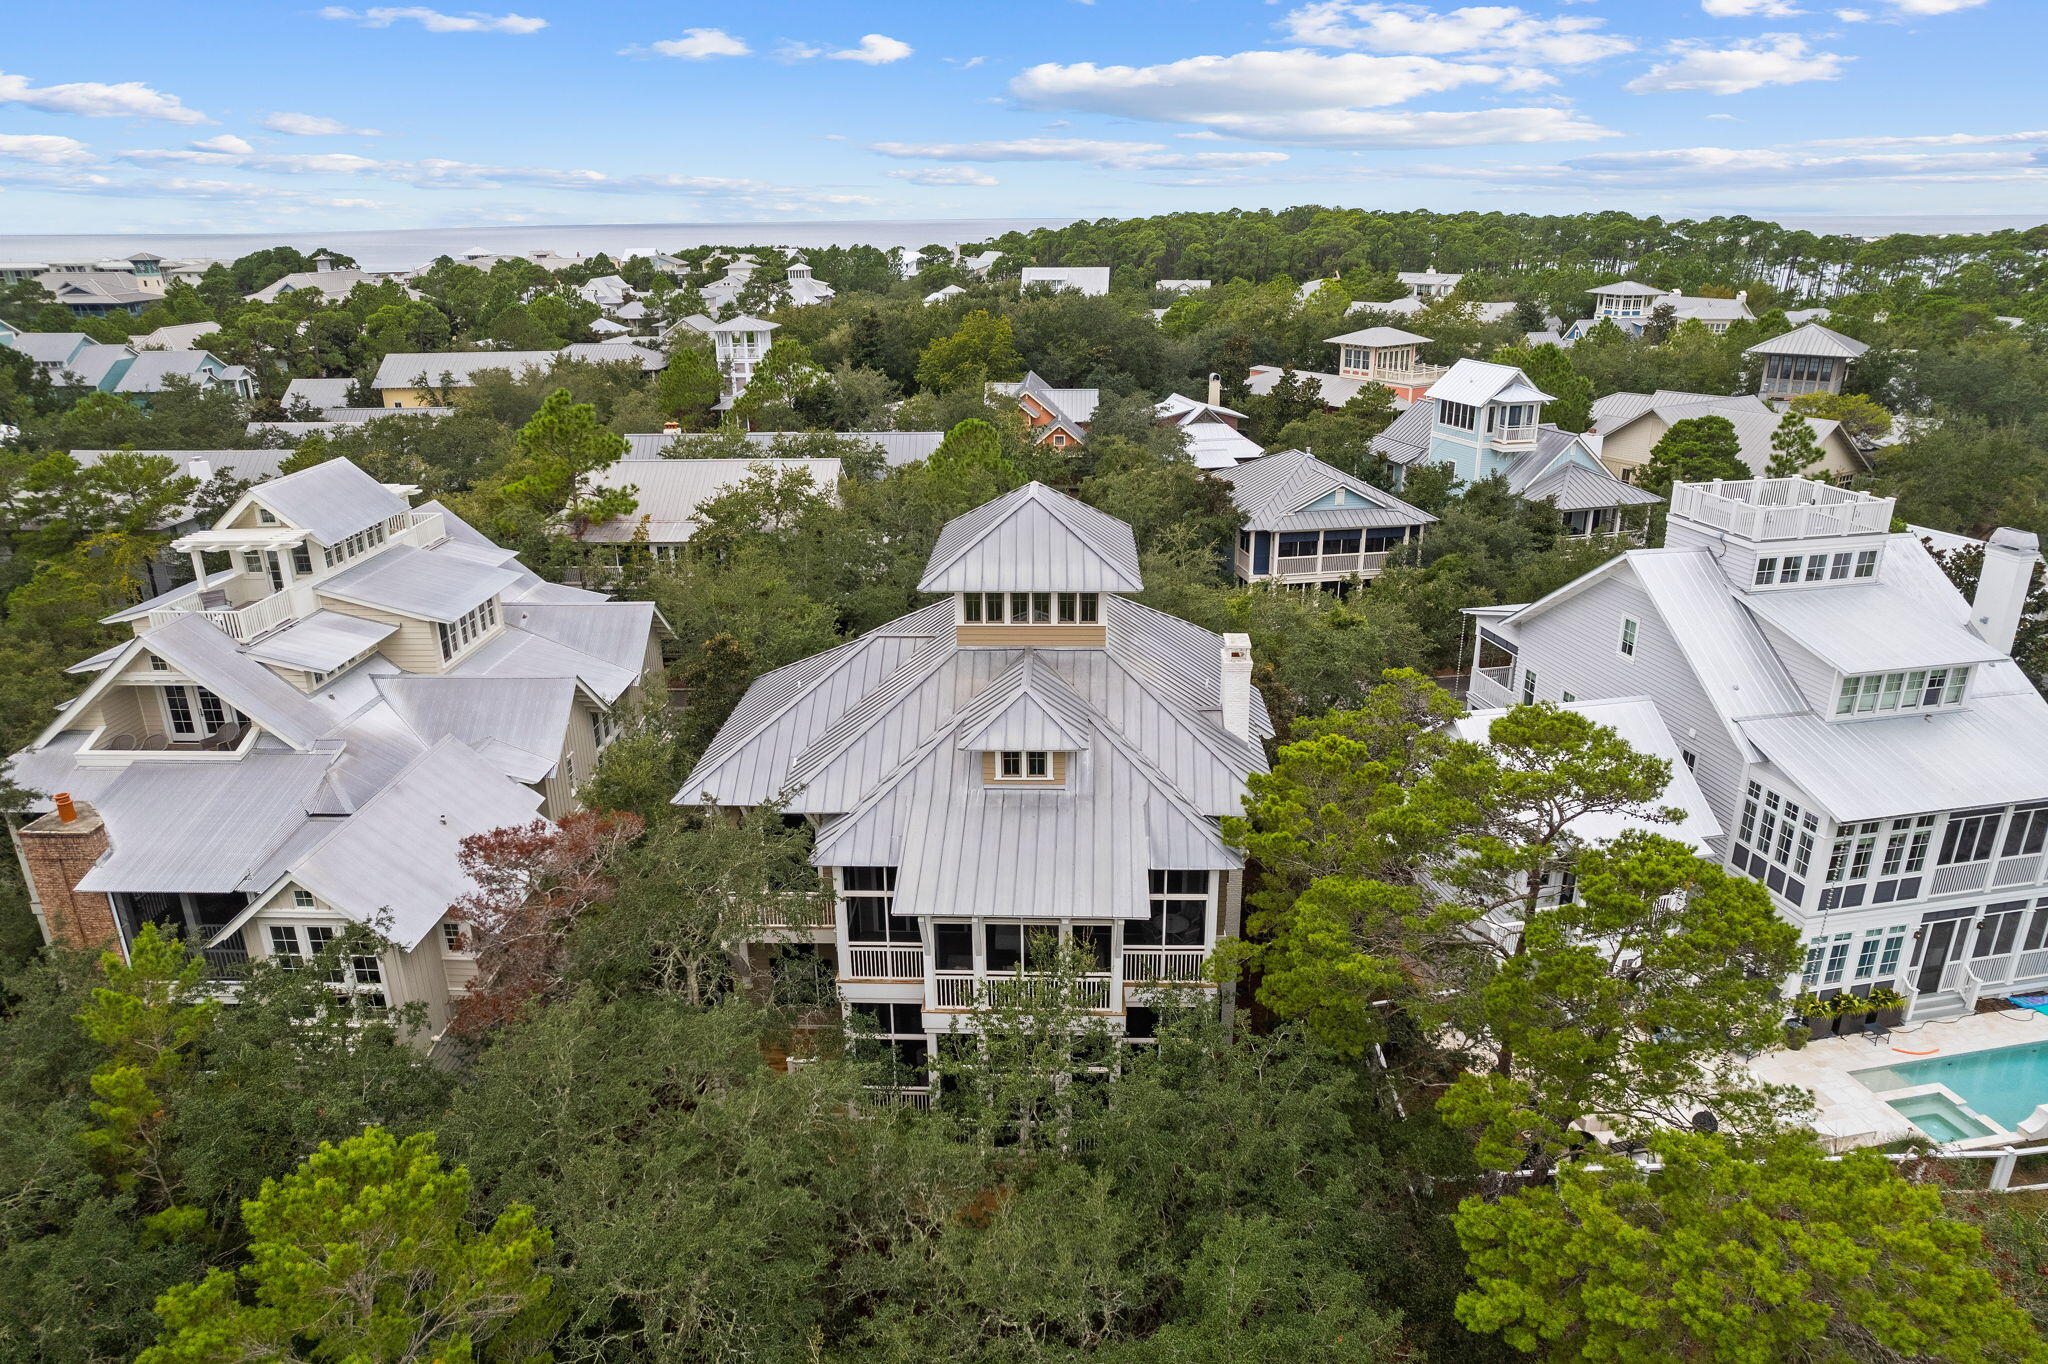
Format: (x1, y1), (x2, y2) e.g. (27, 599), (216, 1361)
(1856, 1041), (2048, 1130)
(1885, 1093), (1998, 1143)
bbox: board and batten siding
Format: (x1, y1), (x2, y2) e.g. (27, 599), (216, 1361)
(956, 625), (1107, 648)
(1508, 567), (1748, 833)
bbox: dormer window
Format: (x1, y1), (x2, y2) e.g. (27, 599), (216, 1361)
(436, 598), (499, 661)
(1439, 400), (1478, 431)
(1754, 549), (1878, 588)
(961, 592), (1098, 625)
(256, 507), (277, 524)
(987, 749), (1065, 785)
(1001, 751), (1048, 779)
(1835, 666), (1970, 717)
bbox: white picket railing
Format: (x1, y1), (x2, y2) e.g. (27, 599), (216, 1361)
(932, 973), (977, 1008)
(1123, 948), (1208, 983)
(844, 946), (924, 980)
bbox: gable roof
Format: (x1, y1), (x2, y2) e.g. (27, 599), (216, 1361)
(952, 654), (1095, 752)
(1590, 281), (1660, 294)
(140, 612), (334, 748)
(1213, 448), (1435, 532)
(918, 481), (1143, 594)
(577, 457), (841, 544)
(317, 543), (522, 622)
(1426, 358), (1553, 407)
(1504, 430), (1661, 510)
(377, 674), (582, 784)
(75, 752), (335, 895)
(248, 458), (410, 544)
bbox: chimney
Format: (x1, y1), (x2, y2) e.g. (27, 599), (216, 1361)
(1207, 372), (1222, 407)
(188, 457), (212, 482)
(54, 791), (77, 823)
(1969, 527), (2042, 656)
(17, 798), (118, 950)
(313, 253), (333, 274)
(1220, 633), (1253, 740)
(1736, 289), (1748, 303)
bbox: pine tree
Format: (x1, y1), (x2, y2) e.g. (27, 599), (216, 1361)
(1767, 408), (1826, 478)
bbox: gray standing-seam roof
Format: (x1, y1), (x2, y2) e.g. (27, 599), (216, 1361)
(250, 458), (410, 544)
(1515, 459), (1661, 511)
(281, 377), (356, 409)
(1736, 533), (2009, 674)
(141, 612), (333, 748)
(376, 675), (580, 784)
(76, 753), (333, 894)
(1324, 326), (1431, 347)
(619, 430), (945, 466)
(289, 738), (546, 950)
(919, 481), (1143, 594)
(243, 611), (398, 672)
(1426, 359), (1553, 407)
(1745, 322), (1870, 360)
(317, 543), (522, 622)
(578, 457), (841, 545)
(1213, 447), (1435, 532)
(110, 350), (229, 394)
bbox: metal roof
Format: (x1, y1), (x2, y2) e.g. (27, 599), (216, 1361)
(142, 612), (333, 749)
(1589, 281), (1660, 294)
(578, 457), (841, 544)
(250, 458), (410, 545)
(919, 481), (1143, 594)
(952, 655), (1095, 752)
(1426, 359), (1554, 407)
(318, 544), (521, 623)
(1745, 321), (1870, 360)
(282, 376), (355, 408)
(619, 430), (944, 467)
(243, 611), (397, 672)
(1324, 326), (1431, 347)
(377, 674), (579, 784)
(111, 350), (228, 394)
(290, 739), (546, 950)
(487, 600), (657, 701)
(1213, 447), (1435, 532)
(1181, 423), (1265, 470)
(1736, 533), (2009, 674)
(1020, 266), (1111, 295)
(77, 752), (333, 894)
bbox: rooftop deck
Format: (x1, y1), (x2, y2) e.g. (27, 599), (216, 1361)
(1670, 478), (1894, 542)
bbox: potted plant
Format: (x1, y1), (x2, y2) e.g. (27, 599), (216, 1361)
(1865, 985), (1908, 1031)
(1791, 993), (1838, 1041)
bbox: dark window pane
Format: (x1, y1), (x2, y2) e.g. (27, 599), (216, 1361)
(1125, 1006), (1158, 1040)
(1127, 906), (1163, 946)
(847, 898), (890, 941)
(933, 922), (973, 971)
(890, 1002), (923, 1034)
(1071, 924), (1110, 971)
(987, 925), (1022, 972)
(1022, 926), (1060, 971)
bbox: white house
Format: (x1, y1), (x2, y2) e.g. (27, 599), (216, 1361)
(1020, 266), (1111, 297)
(6, 457), (668, 1043)
(1323, 325), (1447, 403)
(675, 482), (1269, 1095)
(1747, 322), (1871, 400)
(1465, 476), (2048, 1022)
(1564, 283), (1756, 340)
(1397, 270), (1463, 299)
(574, 457), (842, 563)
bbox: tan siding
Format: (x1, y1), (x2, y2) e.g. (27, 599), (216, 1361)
(539, 699), (601, 818)
(979, 751), (1067, 785)
(956, 624), (1107, 648)
(86, 686), (150, 739)
(315, 598), (506, 674)
(378, 387), (440, 408)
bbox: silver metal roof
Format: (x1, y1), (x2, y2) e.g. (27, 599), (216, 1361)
(318, 544), (521, 623)
(291, 739), (546, 950)
(244, 611), (397, 672)
(1426, 359), (1554, 407)
(620, 430), (945, 467)
(377, 674), (579, 784)
(1737, 534), (2008, 674)
(370, 343), (659, 391)
(281, 376), (355, 408)
(953, 655), (1095, 752)
(1213, 447), (1435, 533)
(251, 458), (410, 545)
(77, 752), (332, 894)
(1324, 326), (1431, 347)
(1745, 321), (1870, 360)
(579, 458), (841, 544)
(486, 600), (658, 701)
(918, 482), (1143, 594)
(143, 612), (332, 749)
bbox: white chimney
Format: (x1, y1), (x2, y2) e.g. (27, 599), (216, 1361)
(1969, 527), (2042, 656)
(1207, 372), (1222, 407)
(1736, 289), (1749, 303)
(1220, 633), (1253, 740)
(187, 457), (212, 482)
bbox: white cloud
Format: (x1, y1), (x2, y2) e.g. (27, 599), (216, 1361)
(872, 137), (1168, 161)
(0, 70), (208, 124)
(318, 7), (546, 34)
(885, 166), (999, 186)
(1121, 150), (1293, 168)
(1626, 34), (1847, 94)
(190, 134), (254, 154)
(1700, 0), (1803, 16)
(0, 133), (94, 165)
(636, 29), (751, 59)
(830, 34), (914, 64)
(1798, 129), (2048, 148)
(1403, 139), (2048, 192)
(1013, 50), (1526, 120)
(1280, 3), (1635, 65)
(1886, 0), (1987, 11)
(1834, 7), (1873, 16)
(260, 112), (382, 136)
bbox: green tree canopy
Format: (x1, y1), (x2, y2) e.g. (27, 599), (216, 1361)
(1638, 414), (1750, 496)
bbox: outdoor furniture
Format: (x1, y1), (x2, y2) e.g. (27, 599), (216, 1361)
(103, 732), (137, 750)
(200, 722), (242, 751)
(139, 734), (169, 751)
(197, 589), (229, 609)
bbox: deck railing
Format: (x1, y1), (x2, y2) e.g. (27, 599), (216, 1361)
(844, 945), (924, 980)
(1122, 948), (1208, 983)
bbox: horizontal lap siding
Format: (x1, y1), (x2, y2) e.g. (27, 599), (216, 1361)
(317, 598), (448, 673)
(1511, 571), (1748, 830)
(955, 625), (1107, 648)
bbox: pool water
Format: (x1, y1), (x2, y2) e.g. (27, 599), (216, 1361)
(1856, 1041), (2048, 1129)
(1885, 1093), (1997, 1143)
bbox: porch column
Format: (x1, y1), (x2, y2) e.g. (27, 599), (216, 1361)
(187, 548), (208, 587)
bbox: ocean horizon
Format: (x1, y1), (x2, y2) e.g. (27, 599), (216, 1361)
(0, 213), (2038, 273)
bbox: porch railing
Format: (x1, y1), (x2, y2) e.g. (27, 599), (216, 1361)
(1123, 948), (1208, 983)
(844, 945), (924, 980)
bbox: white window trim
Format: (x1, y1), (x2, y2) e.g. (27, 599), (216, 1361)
(1618, 617), (1638, 659)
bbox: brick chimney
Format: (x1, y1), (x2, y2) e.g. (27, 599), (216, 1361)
(16, 797), (120, 951)
(1220, 633), (1253, 740)
(1969, 527), (2042, 656)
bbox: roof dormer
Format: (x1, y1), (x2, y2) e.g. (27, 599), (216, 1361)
(921, 483), (1142, 647)
(1665, 478), (1895, 593)
(954, 654), (1091, 787)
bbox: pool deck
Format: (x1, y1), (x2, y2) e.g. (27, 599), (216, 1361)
(1750, 1006), (2048, 1151)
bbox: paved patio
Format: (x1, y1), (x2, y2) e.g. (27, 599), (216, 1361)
(1749, 1005), (2048, 1150)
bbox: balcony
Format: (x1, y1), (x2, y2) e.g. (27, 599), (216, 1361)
(845, 945), (924, 980)
(1669, 479), (1893, 543)
(1123, 947), (1208, 983)
(1468, 666), (1517, 710)
(930, 970), (1114, 1011)
(1265, 550), (1392, 583)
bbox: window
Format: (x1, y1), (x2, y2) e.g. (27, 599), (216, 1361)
(848, 1002), (927, 1082)
(1879, 815), (1936, 876)
(993, 751), (1057, 783)
(843, 867), (917, 944)
(268, 925), (303, 967)
(1070, 924), (1112, 972)
(963, 592), (1099, 625)
(436, 598), (498, 661)
(1976, 904), (2026, 959)
(2003, 804), (2048, 858)
(1854, 549), (1878, 579)
(985, 923), (1023, 973)
(1323, 529), (1362, 556)
(1277, 532), (1320, 559)
(1130, 870), (1211, 947)
(1755, 549), (1875, 589)
(1521, 668), (1537, 704)
(932, 922), (973, 972)
(292, 889), (315, 908)
(291, 544), (313, 575)
(163, 686), (194, 736)
(1802, 932), (1853, 987)
(1681, 749), (1698, 770)
(441, 920), (467, 953)
(591, 710), (620, 751)
(1618, 618), (1637, 658)
(1438, 400), (1477, 431)
(148, 654), (168, 671)
(1745, 781), (1819, 879)
(1941, 809), (2004, 866)
(1835, 667), (1970, 717)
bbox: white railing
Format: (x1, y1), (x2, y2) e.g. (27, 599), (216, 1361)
(980, 975), (1113, 1011)
(1669, 480), (1895, 541)
(932, 973), (976, 1008)
(844, 945), (924, 980)
(1270, 550), (1393, 581)
(1994, 855), (2045, 888)
(1960, 964), (1986, 1012)
(1492, 424), (1538, 445)
(147, 584), (305, 643)
(1123, 948), (1208, 983)
(1468, 667), (1516, 710)
(1932, 862), (1991, 897)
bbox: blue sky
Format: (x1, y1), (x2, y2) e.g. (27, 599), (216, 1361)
(0, 0), (2039, 233)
